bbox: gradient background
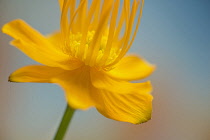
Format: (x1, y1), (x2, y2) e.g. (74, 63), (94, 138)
(0, 0), (209, 140)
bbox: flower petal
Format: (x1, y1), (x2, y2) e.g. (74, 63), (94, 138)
(90, 69), (153, 124)
(9, 65), (64, 83)
(92, 86), (153, 124)
(46, 32), (62, 50)
(9, 65), (94, 110)
(2, 19), (82, 70)
(90, 68), (152, 95)
(52, 67), (95, 110)
(107, 55), (155, 81)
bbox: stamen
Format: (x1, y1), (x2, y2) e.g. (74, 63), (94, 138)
(106, 0), (143, 68)
(75, 0), (87, 33)
(99, 0), (120, 66)
(127, 0), (143, 53)
(78, 0), (100, 61)
(85, 0), (113, 66)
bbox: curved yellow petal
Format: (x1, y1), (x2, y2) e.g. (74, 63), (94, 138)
(47, 32), (84, 69)
(90, 68), (152, 94)
(107, 55), (156, 81)
(90, 69), (153, 124)
(52, 66), (95, 110)
(92, 86), (153, 124)
(9, 65), (64, 83)
(2, 19), (82, 70)
(46, 32), (62, 50)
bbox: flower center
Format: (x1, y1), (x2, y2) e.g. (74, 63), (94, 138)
(67, 29), (119, 69)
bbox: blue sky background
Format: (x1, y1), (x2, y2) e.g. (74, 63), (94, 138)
(0, 0), (209, 140)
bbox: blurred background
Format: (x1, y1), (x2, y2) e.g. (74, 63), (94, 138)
(0, 0), (209, 140)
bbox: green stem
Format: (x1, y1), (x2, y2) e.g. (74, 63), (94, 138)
(53, 104), (75, 140)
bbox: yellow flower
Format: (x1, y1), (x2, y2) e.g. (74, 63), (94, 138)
(2, 0), (155, 124)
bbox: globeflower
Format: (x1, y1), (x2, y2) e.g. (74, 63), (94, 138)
(2, 0), (155, 125)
